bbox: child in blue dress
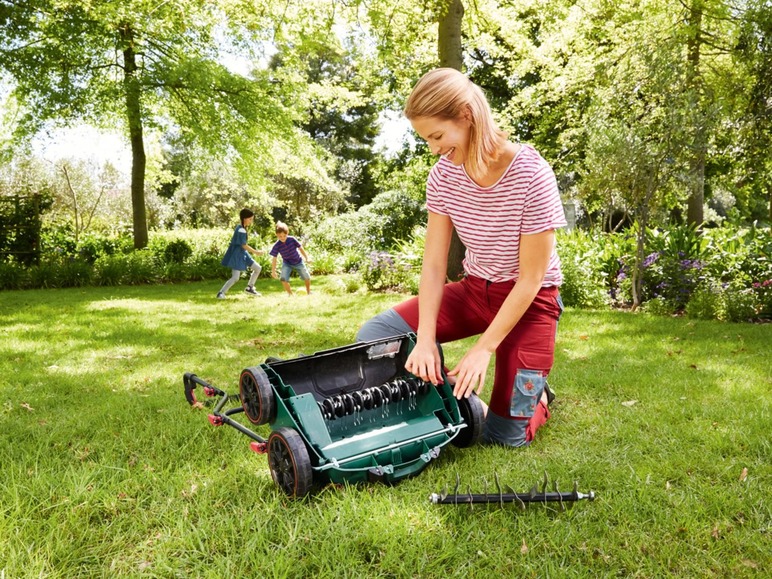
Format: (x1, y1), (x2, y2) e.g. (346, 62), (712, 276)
(217, 209), (265, 299)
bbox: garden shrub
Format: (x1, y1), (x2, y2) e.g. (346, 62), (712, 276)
(556, 229), (609, 308)
(327, 274), (362, 295)
(0, 262), (27, 290)
(596, 231), (636, 306)
(58, 259), (93, 288)
(343, 275), (361, 293)
(308, 250), (338, 276)
(721, 283), (759, 322)
(752, 279), (772, 319)
(640, 225), (708, 309)
(76, 232), (132, 263)
(307, 190), (426, 255)
(162, 262), (188, 283)
(185, 253), (222, 281)
(365, 190), (426, 248)
(93, 254), (128, 286)
(123, 251), (158, 285)
(341, 250), (363, 273)
(26, 260), (61, 289)
(360, 251), (417, 293)
(685, 282), (723, 320)
(640, 296), (677, 316)
(161, 239), (193, 264)
(5, 217), (769, 327)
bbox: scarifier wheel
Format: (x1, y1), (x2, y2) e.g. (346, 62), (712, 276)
(239, 366), (275, 425)
(268, 427), (313, 497)
(452, 393), (485, 448)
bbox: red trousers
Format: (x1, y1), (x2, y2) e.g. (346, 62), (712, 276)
(393, 276), (562, 445)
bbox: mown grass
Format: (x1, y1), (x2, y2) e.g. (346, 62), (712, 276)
(0, 276), (769, 578)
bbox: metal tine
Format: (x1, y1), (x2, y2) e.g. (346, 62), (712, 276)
(453, 473), (461, 506)
(494, 472), (504, 508)
(440, 486), (448, 501)
(542, 471), (549, 494)
(554, 480), (566, 512)
(467, 484), (474, 510)
(529, 485), (538, 500)
(508, 484), (526, 510)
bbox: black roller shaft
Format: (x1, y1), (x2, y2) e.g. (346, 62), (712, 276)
(317, 376), (430, 421)
(429, 490), (595, 504)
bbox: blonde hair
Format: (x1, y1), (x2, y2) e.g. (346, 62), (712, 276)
(403, 68), (507, 180)
(275, 221), (289, 234)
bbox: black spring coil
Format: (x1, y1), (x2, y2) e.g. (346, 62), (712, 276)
(317, 376), (431, 421)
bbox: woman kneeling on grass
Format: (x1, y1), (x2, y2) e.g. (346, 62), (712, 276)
(357, 68), (567, 447)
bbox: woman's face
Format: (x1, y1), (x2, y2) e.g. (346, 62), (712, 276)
(410, 114), (471, 166)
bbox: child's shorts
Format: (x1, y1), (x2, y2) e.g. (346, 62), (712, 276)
(280, 261), (310, 282)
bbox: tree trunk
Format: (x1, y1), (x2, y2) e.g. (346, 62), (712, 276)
(438, 0), (466, 281)
(631, 201), (650, 311)
(687, 148), (705, 225)
(121, 24), (148, 249)
(438, 0), (464, 70)
(686, 0), (705, 226)
(60, 164), (81, 246)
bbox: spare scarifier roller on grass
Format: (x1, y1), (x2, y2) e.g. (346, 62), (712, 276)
(183, 334), (485, 498)
(430, 472), (595, 510)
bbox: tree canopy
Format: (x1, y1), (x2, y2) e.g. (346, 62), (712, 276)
(1, 0), (770, 247)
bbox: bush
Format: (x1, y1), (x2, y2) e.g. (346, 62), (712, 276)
(341, 251), (363, 273)
(162, 262), (188, 283)
(685, 282), (723, 320)
(751, 279), (772, 319)
(307, 190), (426, 255)
(557, 230), (609, 309)
(595, 231), (637, 306)
(76, 232), (132, 264)
(186, 253), (223, 281)
(5, 220), (769, 327)
(58, 259), (93, 287)
(722, 283), (759, 322)
(93, 254), (127, 286)
(26, 260), (61, 289)
(640, 225), (708, 309)
(161, 239), (193, 264)
(641, 296), (677, 316)
(308, 250), (338, 276)
(124, 251), (158, 285)
(0, 262), (27, 290)
(327, 274), (363, 295)
(360, 251), (418, 293)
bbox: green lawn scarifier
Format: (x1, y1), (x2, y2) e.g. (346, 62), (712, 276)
(183, 333), (486, 497)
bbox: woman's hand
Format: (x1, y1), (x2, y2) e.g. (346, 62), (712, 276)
(448, 345), (493, 399)
(404, 339), (443, 385)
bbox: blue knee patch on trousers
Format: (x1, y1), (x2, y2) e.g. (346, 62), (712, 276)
(510, 369), (545, 418)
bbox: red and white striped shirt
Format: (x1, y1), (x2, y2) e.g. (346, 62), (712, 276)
(426, 144), (566, 285)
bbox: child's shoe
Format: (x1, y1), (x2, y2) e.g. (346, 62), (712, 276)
(244, 286), (261, 296)
(216, 292), (226, 299)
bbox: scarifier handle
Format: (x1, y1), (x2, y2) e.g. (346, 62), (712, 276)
(183, 372), (225, 405)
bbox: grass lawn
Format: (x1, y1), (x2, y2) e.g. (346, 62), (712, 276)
(0, 276), (769, 578)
